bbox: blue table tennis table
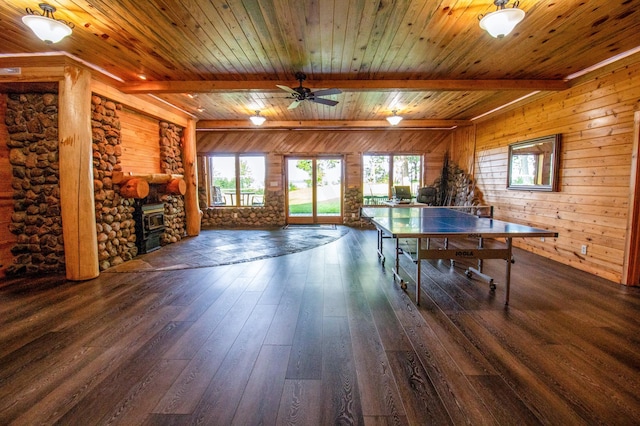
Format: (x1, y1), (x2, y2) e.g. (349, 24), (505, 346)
(361, 206), (558, 305)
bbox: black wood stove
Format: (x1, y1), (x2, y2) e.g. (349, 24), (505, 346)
(134, 202), (165, 254)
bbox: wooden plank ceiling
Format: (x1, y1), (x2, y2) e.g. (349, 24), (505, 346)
(1, 0), (639, 128)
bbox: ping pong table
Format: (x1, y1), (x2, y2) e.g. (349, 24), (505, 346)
(361, 206), (558, 305)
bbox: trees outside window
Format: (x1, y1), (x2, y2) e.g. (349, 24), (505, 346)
(207, 154), (265, 206)
(362, 154), (422, 205)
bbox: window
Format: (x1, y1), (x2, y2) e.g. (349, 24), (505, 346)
(362, 154), (422, 205)
(205, 154), (266, 206)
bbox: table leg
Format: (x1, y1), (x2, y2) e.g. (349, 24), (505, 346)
(505, 237), (512, 305)
(376, 228), (385, 265)
(416, 238), (421, 305)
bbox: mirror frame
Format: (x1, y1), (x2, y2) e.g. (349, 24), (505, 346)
(507, 134), (560, 191)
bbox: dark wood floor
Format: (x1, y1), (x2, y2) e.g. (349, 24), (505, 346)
(1, 228), (640, 425)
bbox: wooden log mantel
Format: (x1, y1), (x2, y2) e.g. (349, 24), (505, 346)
(112, 171), (184, 185)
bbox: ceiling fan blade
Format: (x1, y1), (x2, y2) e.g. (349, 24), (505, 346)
(311, 88), (342, 97)
(277, 84), (298, 94)
(288, 100), (302, 109)
(310, 97), (339, 107)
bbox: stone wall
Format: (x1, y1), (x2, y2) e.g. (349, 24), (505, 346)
(158, 121), (185, 244)
(201, 191), (285, 227)
(200, 188), (376, 228)
(4, 93), (188, 275)
(5, 93), (65, 275)
(343, 186), (372, 227)
(91, 95), (138, 270)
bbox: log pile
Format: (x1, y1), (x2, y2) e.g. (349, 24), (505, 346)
(431, 158), (484, 207)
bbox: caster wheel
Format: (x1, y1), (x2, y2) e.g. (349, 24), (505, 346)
(401, 281), (407, 290)
(489, 281), (496, 291)
(465, 270), (472, 278)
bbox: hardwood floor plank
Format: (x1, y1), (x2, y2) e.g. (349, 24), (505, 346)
(321, 315), (364, 425)
(168, 271), (235, 323)
(161, 277), (250, 360)
(1, 229), (639, 424)
(385, 350), (453, 425)
(453, 313), (586, 424)
(347, 290), (406, 419)
(37, 320), (191, 425)
(263, 275), (305, 346)
(141, 413), (190, 425)
(377, 267), (497, 423)
(153, 290), (261, 414)
(276, 379), (323, 424)
(231, 345), (291, 425)
(286, 280), (324, 380)
(97, 359), (189, 425)
(323, 269), (347, 317)
(187, 303), (277, 424)
(0, 272), (151, 358)
(466, 374), (541, 425)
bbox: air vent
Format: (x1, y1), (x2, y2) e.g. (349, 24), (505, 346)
(0, 67), (21, 75)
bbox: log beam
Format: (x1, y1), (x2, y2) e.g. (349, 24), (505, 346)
(112, 171), (183, 184)
(58, 66), (99, 280)
(119, 79), (570, 94)
(196, 119), (470, 130)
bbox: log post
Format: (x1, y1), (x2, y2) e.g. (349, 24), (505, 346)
(120, 178), (150, 199)
(183, 118), (200, 236)
(59, 66), (99, 280)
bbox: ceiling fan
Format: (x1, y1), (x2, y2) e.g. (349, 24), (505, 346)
(277, 72), (342, 109)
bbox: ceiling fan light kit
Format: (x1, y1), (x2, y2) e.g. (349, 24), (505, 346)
(479, 0), (525, 38)
(249, 111), (266, 126)
(387, 110), (403, 126)
(277, 72), (342, 109)
(22, 3), (74, 44)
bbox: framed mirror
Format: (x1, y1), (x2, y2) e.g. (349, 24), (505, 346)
(507, 134), (560, 191)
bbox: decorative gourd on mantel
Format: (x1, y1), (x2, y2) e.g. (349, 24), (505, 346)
(113, 171), (186, 197)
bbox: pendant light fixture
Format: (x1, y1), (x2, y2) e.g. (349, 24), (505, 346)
(249, 111), (266, 126)
(386, 110), (403, 126)
(479, 0), (525, 38)
(22, 3), (74, 44)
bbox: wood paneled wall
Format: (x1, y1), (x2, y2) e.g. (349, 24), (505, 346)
(119, 107), (161, 174)
(450, 125), (476, 175)
(0, 94), (14, 279)
(197, 129), (452, 190)
(473, 59), (640, 283)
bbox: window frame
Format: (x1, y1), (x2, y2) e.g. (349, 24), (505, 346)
(204, 153), (266, 207)
(362, 153), (423, 205)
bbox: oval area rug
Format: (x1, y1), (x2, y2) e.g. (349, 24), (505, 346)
(105, 225), (350, 272)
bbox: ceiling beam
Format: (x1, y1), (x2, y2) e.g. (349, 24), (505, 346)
(196, 119), (471, 130)
(121, 79), (569, 94)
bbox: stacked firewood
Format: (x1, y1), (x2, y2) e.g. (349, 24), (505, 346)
(431, 156), (484, 207)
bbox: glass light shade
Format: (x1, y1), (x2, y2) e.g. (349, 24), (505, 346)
(479, 8), (525, 38)
(22, 15), (72, 44)
(249, 114), (266, 125)
(386, 114), (403, 126)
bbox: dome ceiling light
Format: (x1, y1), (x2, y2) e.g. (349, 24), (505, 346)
(249, 111), (266, 126)
(386, 110), (403, 126)
(479, 0), (525, 38)
(22, 3), (74, 44)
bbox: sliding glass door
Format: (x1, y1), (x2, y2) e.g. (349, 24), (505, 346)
(286, 157), (342, 224)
